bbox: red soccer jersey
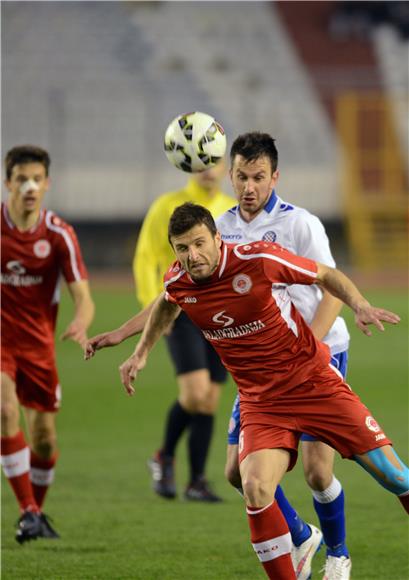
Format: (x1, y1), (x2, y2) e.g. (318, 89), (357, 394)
(1, 203), (88, 354)
(164, 241), (330, 402)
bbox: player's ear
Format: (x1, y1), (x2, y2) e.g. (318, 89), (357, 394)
(272, 169), (279, 182)
(215, 231), (222, 248)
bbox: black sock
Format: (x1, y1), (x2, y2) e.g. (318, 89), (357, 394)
(162, 401), (192, 457)
(188, 413), (214, 483)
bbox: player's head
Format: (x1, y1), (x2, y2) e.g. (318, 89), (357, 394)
(191, 158), (227, 194)
(4, 145), (51, 214)
(168, 202), (222, 282)
(229, 132), (279, 219)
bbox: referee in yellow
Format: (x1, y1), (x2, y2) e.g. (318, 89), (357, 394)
(134, 162), (234, 502)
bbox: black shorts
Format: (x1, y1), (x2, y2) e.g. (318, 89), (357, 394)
(165, 311), (227, 383)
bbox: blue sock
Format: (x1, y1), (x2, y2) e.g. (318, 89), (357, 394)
(275, 485), (311, 546)
(313, 489), (349, 557)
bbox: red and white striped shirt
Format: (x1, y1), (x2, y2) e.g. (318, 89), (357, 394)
(1, 203), (88, 353)
(164, 241), (330, 402)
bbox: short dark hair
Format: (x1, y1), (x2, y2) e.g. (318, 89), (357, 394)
(5, 145), (51, 180)
(168, 202), (217, 243)
(230, 132), (278, 172)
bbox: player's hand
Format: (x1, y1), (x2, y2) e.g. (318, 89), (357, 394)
(354, 304), (400, 337)
(118, 351), (148, 396)
(84, 330), (124, 360)
(61, 321), (88, 349)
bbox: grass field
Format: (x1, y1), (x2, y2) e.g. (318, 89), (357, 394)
(2, 284), (408, 579)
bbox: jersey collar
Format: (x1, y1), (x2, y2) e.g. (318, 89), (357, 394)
(235, 190), (282, 228)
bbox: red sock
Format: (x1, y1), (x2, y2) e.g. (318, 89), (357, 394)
(398, 491), (409, 514)
(1, 431), (39, 512)
(247, 500), (295, 579)
(30, 450), (58, 509)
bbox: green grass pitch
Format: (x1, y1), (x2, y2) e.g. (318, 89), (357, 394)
(2, 286), (408, 579)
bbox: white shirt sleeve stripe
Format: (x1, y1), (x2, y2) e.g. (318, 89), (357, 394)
(164, 269), (186, 288)
(45, 211), (82, 281)
(233, 245), (317, 278)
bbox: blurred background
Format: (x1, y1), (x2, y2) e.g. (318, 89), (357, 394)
(2, 0), (408, 275)
(2, 4), (408, 578)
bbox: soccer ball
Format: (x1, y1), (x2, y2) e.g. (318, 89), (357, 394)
(164, 111), (227, 173)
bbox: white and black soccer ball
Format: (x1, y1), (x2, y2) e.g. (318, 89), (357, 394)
(164, 111), (227, 173)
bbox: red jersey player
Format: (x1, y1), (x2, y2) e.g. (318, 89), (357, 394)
(89, 202), (408, 580)
(1, 145), (94, 543)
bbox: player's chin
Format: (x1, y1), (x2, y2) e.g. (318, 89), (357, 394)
(189, 267), (210, 282)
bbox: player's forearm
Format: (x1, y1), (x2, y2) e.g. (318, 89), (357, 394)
(116, 301), (155, 340)
(73, 293), (95, 330)
(309, 290), (343, 341)
(134, 296), (180, 357)
(316, 264), (370, 313)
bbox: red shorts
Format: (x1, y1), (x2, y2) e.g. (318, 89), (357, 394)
(239, 364), (392, 470)
(1, 346), (61, 412)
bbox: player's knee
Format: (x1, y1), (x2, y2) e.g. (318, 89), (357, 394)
(304, 465), (333, 491)
(31, 431), (57, 459)
(242, 476), (274, 506)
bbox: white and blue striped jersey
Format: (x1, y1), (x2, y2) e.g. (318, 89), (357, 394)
(216, 191), (350, 355)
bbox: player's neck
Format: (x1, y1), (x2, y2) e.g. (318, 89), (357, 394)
(239, 206), (263, 223)
(7, 200), (41, 232)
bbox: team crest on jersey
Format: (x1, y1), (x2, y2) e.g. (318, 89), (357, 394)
(365, 416), (381, 433)
(33, 239), (51, 258)
(232, 274), (252, 294)
(262, 230), (277, 243)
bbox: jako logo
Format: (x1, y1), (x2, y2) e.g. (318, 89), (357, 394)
(212, 310), (234, 327)
(184, 297), (197, 303)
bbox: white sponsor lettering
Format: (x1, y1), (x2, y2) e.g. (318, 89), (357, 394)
(375, 433), (386, 441)
(203, 319), (265, 340)
(1, 273), (43, 287)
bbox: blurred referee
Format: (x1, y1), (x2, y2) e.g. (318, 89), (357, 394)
(133, 162), (234, 501)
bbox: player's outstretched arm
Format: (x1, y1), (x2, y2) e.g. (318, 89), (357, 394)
(84, 300), (156, 360)
(61, 280), (95, 348)
(119, 295), (181, 396)
(316, 264), (400, 336)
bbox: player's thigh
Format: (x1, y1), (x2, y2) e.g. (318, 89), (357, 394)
(240, 448), (290, 493)
(240, 448), (290, 506)
(23, 407), (57, 456)
(301, 439), (335, 490)
(1, 372), (20, 435)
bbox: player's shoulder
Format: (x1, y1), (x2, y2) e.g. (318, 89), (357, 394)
(277, 200), (325, 234)
(44, 210), (77, 237)
(216, 204), (239, 224)
(163, 261), (186, 286)
(277, 200), (320, 223)
(233, 240), (284, 259)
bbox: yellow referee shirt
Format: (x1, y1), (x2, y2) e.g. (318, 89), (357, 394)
(134, 178), (235, 308)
